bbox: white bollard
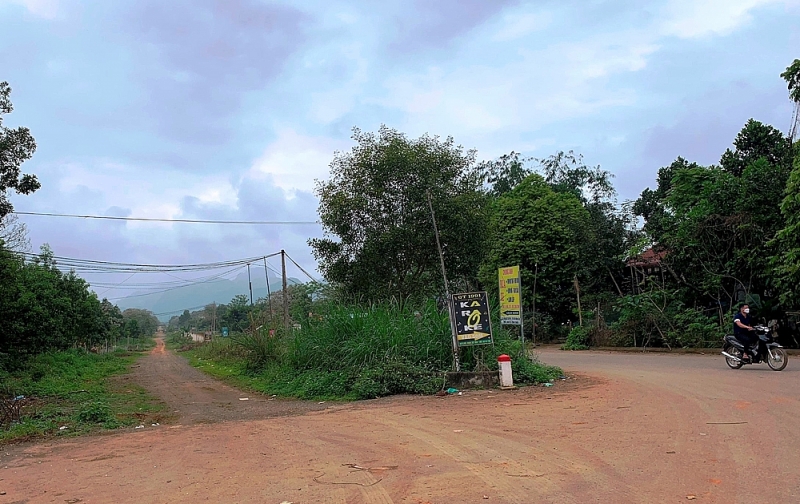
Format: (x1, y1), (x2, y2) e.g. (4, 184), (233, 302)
(498, 354), (514, 388)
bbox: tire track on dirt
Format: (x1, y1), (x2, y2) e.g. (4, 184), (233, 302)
(127, 337), (328, 424)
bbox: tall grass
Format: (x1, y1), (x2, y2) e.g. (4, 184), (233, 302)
(187, 300), (562, 400)
(288, 301), (452, 372)
(1, 349), (165, 443)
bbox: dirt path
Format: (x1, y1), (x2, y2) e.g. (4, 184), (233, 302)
(121, 337), (329, 424)
(2, 347), (799, 503)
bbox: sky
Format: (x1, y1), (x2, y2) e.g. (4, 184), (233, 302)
(1, 0), (799, 307)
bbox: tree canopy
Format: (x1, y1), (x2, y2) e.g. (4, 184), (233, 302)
(310, 126), (489, 303)
(0, 81), (39, 218)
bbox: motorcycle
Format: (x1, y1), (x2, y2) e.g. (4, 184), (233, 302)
(721, 322), (788, 371)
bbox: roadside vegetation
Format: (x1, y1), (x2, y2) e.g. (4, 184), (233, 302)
(173, 300), (562, 401)
(0, 346), (165, 444)
(1, 87), (163, 442)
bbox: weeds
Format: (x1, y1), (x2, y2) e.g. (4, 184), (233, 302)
(185, 301), (562, 400)
(0, 348), (164, 444)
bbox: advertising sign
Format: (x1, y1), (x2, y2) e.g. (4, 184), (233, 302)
(499, 266), (522, 325)
(452, 291), (493, 347)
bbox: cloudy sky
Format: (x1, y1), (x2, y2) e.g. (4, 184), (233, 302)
(1, 0), (799, 305)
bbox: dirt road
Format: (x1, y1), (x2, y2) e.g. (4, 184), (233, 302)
(123, 337), (329, 424)
(2, 346), (799, 503)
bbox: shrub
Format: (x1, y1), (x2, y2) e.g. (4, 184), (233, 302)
(562, 325), (590, 350)
(76, 400), (114, 424)
(231, 329), (285, 370)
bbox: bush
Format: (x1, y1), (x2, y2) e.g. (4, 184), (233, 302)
(76, 400), (114, 425)
(562, 325), (590, 350)
(610, 293), (724, 348)
(185, 300), (563, 400)
(231, 329), (285, 370)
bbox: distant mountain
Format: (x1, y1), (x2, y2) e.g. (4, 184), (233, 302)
(115, 271), (302, 321)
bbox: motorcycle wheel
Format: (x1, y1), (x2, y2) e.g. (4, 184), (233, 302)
(724, 345), (744, 369)
(767, 348), (788, 371)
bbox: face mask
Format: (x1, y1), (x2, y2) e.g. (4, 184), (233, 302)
(744, 309), (750, 314)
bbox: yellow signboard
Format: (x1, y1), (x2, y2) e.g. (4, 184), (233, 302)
(499, 266), (521, 325)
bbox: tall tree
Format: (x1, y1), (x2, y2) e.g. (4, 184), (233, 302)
(0, 82), (39, 218)
(480, 174), (593, 323)
(310, 126), (488, 303)
(0, 212), (29, 252)
(719, 119), (792, 176)
(781, 58), (800, 142)
(771, 154), (800, 307)
(478, 151), (531, 198)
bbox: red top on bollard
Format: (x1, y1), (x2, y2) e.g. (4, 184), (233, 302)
(497, 354), (511, 362)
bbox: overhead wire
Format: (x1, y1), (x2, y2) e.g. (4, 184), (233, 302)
(16, 249), (320, 305)
(12, 211), (320, 225)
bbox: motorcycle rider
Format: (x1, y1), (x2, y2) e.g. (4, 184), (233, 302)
(733, 304), (756, 361)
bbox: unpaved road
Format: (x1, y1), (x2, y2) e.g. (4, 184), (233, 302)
(1, 345), (799, 503)
(124, 337), (329, 424)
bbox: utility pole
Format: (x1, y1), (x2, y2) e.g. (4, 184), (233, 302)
(247, 263), (254, 306)
(212, 301), (216, 339)
(532, 263), (538, 347)
(427, 190), (460, 372)
(264, 256), (273, 318)
(281, 250), (290, 333)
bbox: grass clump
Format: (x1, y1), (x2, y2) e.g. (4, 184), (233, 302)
(184, 301), (562, 400)
(0, 348), (165, 444)
(561, 325), (591, 350)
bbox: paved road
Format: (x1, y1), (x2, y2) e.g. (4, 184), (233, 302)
(1, 348), (798, 503)
(538, 348), (800, 501)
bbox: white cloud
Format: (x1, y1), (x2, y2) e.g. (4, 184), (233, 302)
(660, 0), (797, 38)
(492, 11), (552, 41)
(247, 129), (346, 193)
(5, 0), (59, 18)
(54, 160), (237, 223)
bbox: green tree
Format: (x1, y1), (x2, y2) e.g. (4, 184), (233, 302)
(719, 119), (792, 177)
(223, 294), (252, 332)
(100, 298), (123, 346)
(535, 151), (629, 298)
(0, 81), (40, 218)
(121, 308), (159, 338)
(0, 244), (108, 364)
(782, 59), (800, 103)
(0, 213), (29, 252)
(177, 309), (191, 330)
(478, 151), (531, 198)
(480, 174), (593, 325)
(771, 154), (800, 307)
(310, 126), (488, 303)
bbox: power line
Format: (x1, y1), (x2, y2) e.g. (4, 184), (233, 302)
(18, 251), (271, 272)
(12, 211), (320, 225)
(15, 248), (321, 305)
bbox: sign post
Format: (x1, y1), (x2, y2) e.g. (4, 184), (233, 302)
(452, 292), (493, 347)
(499, 266), (524, 345)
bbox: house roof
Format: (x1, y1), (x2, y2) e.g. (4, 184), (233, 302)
(626, 248), (666, 268)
